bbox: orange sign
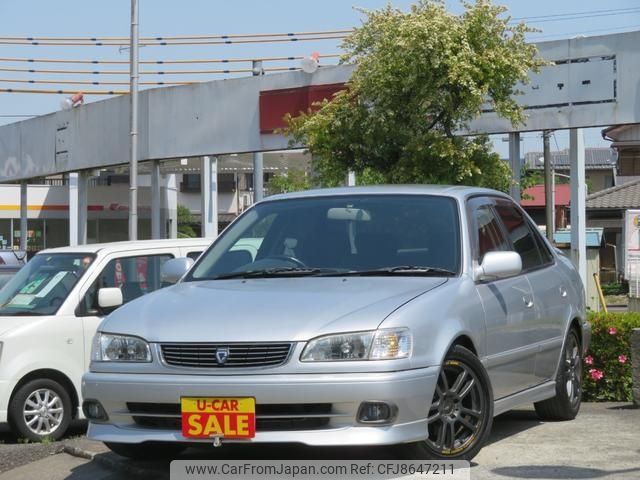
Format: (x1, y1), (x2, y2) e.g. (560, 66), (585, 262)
(181, 397), (256, 439)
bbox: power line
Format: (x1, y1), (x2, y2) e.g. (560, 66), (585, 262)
(0, 54), (341, 65)
(529, 24), (640, 40)
(0, 34), (347, 47)
(0, 87), (126, 95)
(523, 9), (640, 25)
(0, 65), (333, 76)
(511, 6), (640, 22)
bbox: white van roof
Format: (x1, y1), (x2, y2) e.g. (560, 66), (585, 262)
(38, 238), (212, 256)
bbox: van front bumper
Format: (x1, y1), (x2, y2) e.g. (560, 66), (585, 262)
(83, 367), (438, 446)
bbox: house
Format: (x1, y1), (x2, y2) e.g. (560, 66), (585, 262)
(524, 147), (617, 193)
(521, 183), (571, 231)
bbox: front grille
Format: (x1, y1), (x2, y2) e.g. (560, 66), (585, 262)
(127, 402), (333, 432)
(160, 343), (292, 368)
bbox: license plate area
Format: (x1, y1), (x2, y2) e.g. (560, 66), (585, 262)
(181, 397), (256, 439)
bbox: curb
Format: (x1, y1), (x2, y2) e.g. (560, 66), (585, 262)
(63, 443), (160, 479)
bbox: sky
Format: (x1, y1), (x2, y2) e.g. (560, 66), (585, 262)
(1, 0), (639, 158)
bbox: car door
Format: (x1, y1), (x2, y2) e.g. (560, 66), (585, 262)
(468, 196), (539, 399)
(77, 250), (175, 371)
(494, 200), (567, 383)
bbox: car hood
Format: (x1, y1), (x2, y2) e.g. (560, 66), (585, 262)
(102, 277), (449, 342)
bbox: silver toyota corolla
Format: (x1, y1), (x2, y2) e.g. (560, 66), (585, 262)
(82, 186), (589, 461)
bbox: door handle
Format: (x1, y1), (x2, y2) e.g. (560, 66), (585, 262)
(523, 296), (534, 308)
(560, 286), (568, 298)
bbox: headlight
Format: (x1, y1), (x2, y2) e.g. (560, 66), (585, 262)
(300, 328), (412, 362)
(91, 333), (152, 362)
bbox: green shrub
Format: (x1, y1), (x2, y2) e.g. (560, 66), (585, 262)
(600, 282), (628, 296)
(582, 312), (640, 401)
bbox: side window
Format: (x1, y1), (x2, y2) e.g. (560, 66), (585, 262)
(78, 254), (173, 316)
(494, 202), (543, 270)
(186, 251), (202, 261)
(474, 205), (510, 263)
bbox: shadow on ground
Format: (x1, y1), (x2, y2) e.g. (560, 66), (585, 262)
(491, 466), (640, 479)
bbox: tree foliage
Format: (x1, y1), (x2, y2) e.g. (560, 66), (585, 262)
(177, 205), (197, 238)
(266, 169), (312, 194)
(286, 0), (542, 190)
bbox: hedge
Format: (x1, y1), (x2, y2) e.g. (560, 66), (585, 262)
(582, 312), (640, 402)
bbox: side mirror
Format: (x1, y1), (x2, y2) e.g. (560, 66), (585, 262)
(98, 287), (123, 309)
(161, 257), (194, 285)
(476, 251), (522, 281)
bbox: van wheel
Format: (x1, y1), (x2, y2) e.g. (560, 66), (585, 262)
(401, 345), (493, 461)
(8, 378), (72, 442)
(105, 442), (186, 460)
(534, 328), (582, 421)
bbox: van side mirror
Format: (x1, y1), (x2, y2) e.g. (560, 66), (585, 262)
(98, 288), (123, 309)
(161, 257), (194, 285)
(476, 251), (522, 281)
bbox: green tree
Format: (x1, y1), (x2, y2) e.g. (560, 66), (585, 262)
(266, 169), (312, 194)
(177, 205), (197, 238)
(286, 0), (541, 191)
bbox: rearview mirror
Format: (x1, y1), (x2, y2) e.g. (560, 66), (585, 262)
(161, 257), (194, 285)
(476, 251), (522, 281)
(98, 288), (123, 309)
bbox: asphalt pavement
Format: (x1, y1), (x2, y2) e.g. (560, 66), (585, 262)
(0, 403), (638, 479)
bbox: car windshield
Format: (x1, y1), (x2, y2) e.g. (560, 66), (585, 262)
(0, 253), (95, 316)
(187, 194), (460, 280)
(0, 269), (20, 290)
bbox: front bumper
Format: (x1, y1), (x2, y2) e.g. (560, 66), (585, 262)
(83, 367), (438, 446)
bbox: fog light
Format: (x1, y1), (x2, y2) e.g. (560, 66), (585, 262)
(83, 400), (108, 421)
(357, 401), (397, 424)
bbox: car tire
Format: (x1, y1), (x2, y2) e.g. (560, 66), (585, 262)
(534, 328), (582, 421)
(8, 378), (73, 442)
(105, 441), (186, 460)
(401, 345), (493, 461)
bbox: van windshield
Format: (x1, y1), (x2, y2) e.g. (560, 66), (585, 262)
(0, 253), (95, 316)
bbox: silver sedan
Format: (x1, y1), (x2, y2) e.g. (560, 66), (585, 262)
(82, 185), (589, 461)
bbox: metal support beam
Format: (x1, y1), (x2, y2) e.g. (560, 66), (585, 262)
(128, 0), (139, 241)
(167, 174), (178, 239)
(543, 130), (554, 240)
(508, 132), (521, 201)
(570, 128), (587, 289)
(68, 172), (88, 246)
(200, 156), (218, 238)
(253, 152), (264, 203)
(151, 159), (161, 239)
(19, 181), (27, 251)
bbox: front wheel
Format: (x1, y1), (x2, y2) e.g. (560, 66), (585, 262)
(105, 441), (186, 460)
(534, 328), (582, 421)
(8, 378), (72, 442)
(402, 345), (493, 461)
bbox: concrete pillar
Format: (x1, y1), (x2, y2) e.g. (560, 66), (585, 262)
(151, 160), (161, 239)
(19, 181), (27, 251)
(570, 128), (587, 289)
(543, 130), (554, 241)
(347, 171), (356, 186)
(200, 156), (218, 238)
(68, 172), (88, 246)
(166, 173), (178, 239)
(253, 152), (264, 203)
(508, 132), (521, 201)
(632, 328), (640, 407)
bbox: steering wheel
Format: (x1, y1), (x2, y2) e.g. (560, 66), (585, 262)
(260, 255), (307, 268)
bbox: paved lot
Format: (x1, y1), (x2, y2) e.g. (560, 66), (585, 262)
(0, 403), (638, 479)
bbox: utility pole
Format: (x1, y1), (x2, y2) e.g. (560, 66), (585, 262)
(252, 60), (264, 203)
(543, 130), (554, 241)
(128, 0), (139, 240)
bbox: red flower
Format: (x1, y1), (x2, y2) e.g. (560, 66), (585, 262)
(589, 368), (604, 381)
(618, 355), (627, 364)
(608, 327), (617, 335)
(584, 355), (593, 365)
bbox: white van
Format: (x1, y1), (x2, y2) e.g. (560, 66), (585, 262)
(0, 238), (210, 440)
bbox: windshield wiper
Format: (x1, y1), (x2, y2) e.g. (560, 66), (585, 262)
(211, 267), (335, 280)
(0, 310), (47, 316)
(319, 266), (457, 277)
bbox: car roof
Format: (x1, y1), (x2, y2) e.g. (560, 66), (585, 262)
(37, 238), (212, 256)
(263, 185), (511, 202)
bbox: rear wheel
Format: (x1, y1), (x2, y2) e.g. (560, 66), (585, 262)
(403, 345), (493, 461)
(534, 328), (582, 421)
(105, 442), (186, 460)
(8, 378), (73, 442)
